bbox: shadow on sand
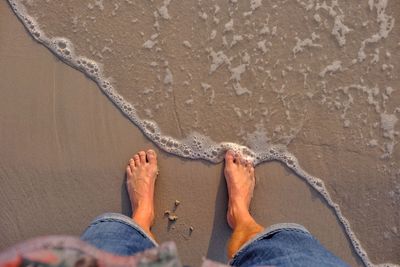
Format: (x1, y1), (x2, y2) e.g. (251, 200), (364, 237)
(206, 170), (231, 263)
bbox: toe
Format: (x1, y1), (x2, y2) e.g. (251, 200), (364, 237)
(225, 150), (235, 165)
(134, 154), (140, 165)
(245, 161), (251, 169)
(245, 160), (254, 169)
(234, 154), (242, 165)
(250, 166), (255, 176)
(126, 165), (133, 177)
(129, 158), (135, 168)
(146, 149), (157, 164)
(138, 151), (146, 163)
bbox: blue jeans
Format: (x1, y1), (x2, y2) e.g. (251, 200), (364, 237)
(230, 223), (349, 267)
(81, 213), (349, 267)
(81, 213), (158, 255)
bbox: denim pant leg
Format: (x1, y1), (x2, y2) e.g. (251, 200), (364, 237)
(80, 213), (158, 256)
(230, 223), (350, 267)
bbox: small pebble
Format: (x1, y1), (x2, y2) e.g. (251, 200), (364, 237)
(168, 215), (178, 221)
(175, 200), (180, 206)
(164, 210), (171, 215)
(189, 226), (194, 232)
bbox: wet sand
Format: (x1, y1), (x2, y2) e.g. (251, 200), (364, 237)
(0, 1), (398, 266)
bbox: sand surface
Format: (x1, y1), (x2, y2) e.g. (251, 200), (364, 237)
(1, 1), (399, 266)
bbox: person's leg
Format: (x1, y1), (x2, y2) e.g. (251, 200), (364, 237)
(224, 150), (349, 266)
(80, 213), (157, 256)
(224, 150), (264, 259)
(229, 223), (350, 267)
(81, 149), (159, 256)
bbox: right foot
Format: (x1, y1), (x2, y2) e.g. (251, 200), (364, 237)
(224, 150), (264, 259)
(224, 150), (255, 229)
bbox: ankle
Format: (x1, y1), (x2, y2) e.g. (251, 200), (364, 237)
(227, 202), (254, 228)
(132, 207), (154, 227)
(133, 213), (153, 230)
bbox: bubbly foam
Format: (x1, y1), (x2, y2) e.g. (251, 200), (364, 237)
(7, 0), (399, 266)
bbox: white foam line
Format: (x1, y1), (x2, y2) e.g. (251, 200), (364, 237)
(6, 1), (398, 266)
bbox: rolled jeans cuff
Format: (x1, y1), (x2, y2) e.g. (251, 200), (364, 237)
(89, 213), (158, 246)
(80, 213), (158, 256)
(230, 223), (309, 264)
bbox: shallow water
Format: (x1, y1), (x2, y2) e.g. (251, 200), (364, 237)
(7, 0), (400, 266)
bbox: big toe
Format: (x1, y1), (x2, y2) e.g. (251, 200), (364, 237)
(225, 150), (235, 166)
(146, 149), (157, 164)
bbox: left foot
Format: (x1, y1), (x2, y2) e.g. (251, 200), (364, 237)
(126, 149), (158, 234)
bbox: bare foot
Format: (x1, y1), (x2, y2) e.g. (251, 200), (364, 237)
(224, 150), (255, 229)
(126, 149), (158, 235)
(224, 150), (264, 259)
